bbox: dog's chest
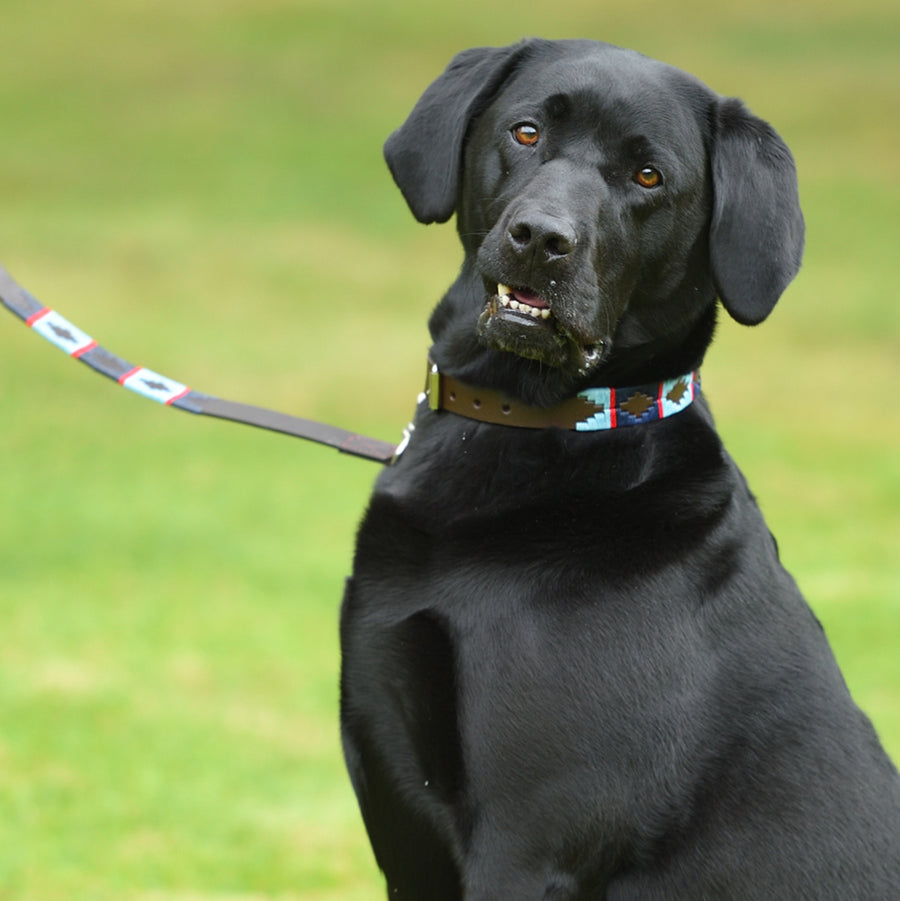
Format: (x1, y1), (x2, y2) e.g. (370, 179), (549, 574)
(352, 510), (718, 811)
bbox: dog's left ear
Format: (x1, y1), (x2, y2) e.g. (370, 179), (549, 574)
(709, 99), (805, 325)
(384, 41), (536, 224)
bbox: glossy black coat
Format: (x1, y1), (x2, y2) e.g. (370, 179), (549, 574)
(341, 39), (900, 899)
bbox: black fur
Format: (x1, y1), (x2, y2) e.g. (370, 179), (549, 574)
(341, 39), (900, 899)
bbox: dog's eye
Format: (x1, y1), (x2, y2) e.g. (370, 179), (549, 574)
(635, 166), (663, 188)
(512, 123), (540, 146)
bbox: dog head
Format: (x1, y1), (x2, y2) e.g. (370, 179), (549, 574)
(385, 39), (804, 400)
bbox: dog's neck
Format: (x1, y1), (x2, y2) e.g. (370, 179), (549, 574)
(423, 359), (699, 432)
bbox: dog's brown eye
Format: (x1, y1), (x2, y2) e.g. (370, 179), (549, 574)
(636, 166), (662, 188)
(512, 123), (540, 146)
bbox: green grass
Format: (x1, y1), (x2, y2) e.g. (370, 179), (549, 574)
(1, 1), (898, 897)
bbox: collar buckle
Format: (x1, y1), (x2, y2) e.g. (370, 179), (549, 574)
(426, 360), (441, 411)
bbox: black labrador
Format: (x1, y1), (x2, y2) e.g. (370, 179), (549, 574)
(340, 39), (900, 899)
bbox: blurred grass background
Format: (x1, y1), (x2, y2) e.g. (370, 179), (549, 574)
(0, 1), (897, 898)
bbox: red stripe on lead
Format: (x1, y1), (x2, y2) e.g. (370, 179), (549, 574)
(25, 307), (51, 327)
(72, 340), (98, 359)
(165, 387), (191, 406)
(118, 366), (141, 385)
(657, 381), (665, 419)
(609, 387), (617, 429)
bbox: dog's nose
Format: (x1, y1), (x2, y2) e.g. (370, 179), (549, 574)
(506, 213), (577, 262)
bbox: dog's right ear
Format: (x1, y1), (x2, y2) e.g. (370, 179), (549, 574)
(384, 42), (533, 224)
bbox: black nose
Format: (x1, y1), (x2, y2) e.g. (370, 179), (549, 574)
(506, 213), (577, 262)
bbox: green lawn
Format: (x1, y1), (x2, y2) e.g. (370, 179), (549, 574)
(1, 1), (898, 898)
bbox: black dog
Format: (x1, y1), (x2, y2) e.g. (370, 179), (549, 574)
(340, 39), (900, 899)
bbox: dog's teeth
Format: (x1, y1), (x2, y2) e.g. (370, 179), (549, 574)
(494, 285), (552, 320)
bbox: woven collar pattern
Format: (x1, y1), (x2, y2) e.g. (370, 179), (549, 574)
(574, 373), (699, 430)
(425, 361), (699, 431)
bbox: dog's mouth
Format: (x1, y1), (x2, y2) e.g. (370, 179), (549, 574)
(477, 282), (603, 375)
(495, 283), (553, 321)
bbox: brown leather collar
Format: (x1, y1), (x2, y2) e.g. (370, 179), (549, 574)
(423, 359), (699, 431)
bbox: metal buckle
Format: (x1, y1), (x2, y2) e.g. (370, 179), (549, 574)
(426, 360), (441, 411)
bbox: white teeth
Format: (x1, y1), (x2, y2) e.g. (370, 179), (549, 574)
(511, 300), (550, 317)
(495, 283), (552, 320)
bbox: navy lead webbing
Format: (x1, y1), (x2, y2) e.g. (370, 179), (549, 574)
(0, 262), (398, 464)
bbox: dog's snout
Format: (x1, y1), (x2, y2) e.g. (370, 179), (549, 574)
(506, 213), (576, 263)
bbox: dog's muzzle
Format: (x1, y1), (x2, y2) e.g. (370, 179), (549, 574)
(478, 282), (603, 375)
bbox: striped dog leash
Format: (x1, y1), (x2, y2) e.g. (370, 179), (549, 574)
(0, 262), (399, 464)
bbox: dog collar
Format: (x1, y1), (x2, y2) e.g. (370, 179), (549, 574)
(424, 360), (699, 431)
